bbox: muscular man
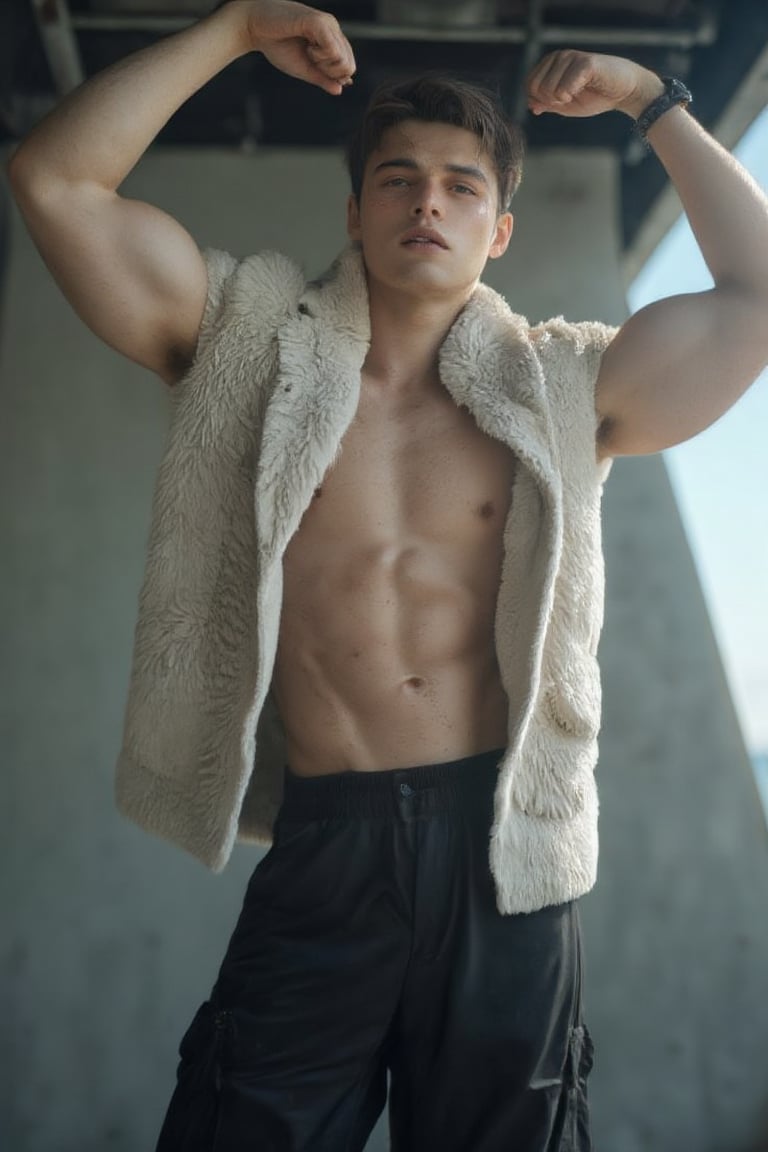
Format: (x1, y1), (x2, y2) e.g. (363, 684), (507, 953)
(8, 2), (768, 1149)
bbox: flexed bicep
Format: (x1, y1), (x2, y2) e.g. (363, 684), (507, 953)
(9, 176), (208, 386)
(595, 287), (768, 458)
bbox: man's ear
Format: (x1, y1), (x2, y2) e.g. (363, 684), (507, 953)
(347, 194), (361, 242)
(488, 212), (513, 260)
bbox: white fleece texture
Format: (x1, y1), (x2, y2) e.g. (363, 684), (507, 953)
(115, 245), (618, 914)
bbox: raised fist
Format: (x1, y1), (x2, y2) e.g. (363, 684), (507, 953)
(241, 0), (356, 95)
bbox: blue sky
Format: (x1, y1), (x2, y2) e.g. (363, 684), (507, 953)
(627, 105), (768, 755)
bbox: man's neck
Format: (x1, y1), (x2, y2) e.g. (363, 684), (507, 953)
(362, 277), (475, 396)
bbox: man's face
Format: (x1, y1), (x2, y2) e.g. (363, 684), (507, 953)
(347, 119), (513, 304)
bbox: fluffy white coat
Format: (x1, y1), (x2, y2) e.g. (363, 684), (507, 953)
(115, 244), (617, 915)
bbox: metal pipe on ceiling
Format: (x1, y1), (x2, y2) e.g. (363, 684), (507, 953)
(67, 13), (718, 49)
(376, 0), (496, 26)
(514, 0), (547, 121)
(332, 17), (719, 46)
(32, 0), (84, 95)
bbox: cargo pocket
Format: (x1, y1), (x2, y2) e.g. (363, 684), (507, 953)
(156, 1000), (234, 1152)
(560, 1023), (594, 1152)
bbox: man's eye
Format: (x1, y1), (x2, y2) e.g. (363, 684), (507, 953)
(384, 177), (408, 187)
(453, 184), (476, 195)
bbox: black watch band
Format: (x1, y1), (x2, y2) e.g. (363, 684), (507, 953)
(634, 76), (693, 143)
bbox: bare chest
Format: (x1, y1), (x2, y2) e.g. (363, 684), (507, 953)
(285, 382), (516, 568)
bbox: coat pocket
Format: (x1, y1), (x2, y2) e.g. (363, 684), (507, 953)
(543, 654), (602, 742)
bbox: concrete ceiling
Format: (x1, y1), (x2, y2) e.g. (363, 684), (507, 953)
(3, 0), (768, 274)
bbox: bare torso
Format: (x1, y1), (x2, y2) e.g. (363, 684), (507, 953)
(271, 371), (516, 776)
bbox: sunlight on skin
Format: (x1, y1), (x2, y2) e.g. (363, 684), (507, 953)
(628, 106), (768, 755)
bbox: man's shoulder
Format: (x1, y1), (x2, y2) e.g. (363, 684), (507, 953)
(469, 285), (620, 360)
(529, 315), (620, 357)
(204, 247), (307, 316)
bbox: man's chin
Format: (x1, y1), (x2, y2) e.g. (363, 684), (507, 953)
(371, 258), (475, 300)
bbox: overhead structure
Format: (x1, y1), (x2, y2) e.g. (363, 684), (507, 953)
(3, 0), (768, 262)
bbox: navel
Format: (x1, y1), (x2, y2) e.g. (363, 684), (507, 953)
(404, 676), (426, 691)
(478, 500), (495, 519)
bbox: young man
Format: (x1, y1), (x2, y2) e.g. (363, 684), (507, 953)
(8, 1), (768, 1149)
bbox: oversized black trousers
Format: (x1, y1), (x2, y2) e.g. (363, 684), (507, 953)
(155, 746), (594, 1151)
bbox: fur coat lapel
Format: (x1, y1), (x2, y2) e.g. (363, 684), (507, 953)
(254, 248), (370, 563)
(254, 245), (560, 591)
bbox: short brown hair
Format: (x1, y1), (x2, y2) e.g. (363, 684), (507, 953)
(345, 75), (525, 213)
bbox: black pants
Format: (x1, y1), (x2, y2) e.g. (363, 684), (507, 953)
(156, 747), (594, 1151)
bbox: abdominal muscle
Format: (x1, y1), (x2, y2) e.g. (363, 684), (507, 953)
(270, 381), (515, 777)
(273, 543), (510, 776)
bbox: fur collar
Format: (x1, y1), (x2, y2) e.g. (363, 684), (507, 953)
(255, 244), (560, 568)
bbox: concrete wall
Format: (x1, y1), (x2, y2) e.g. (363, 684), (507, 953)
(2, 144), (768, 1152)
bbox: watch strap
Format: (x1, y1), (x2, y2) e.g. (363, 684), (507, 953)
(634, 76), (693, 143)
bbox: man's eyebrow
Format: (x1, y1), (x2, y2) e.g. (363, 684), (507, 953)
(372, 158), (489, 185)
(446, 163), (488, 185)
(372, 158), (419, 174)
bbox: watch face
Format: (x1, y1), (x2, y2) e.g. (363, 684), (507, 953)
(664, 77), (693, 105)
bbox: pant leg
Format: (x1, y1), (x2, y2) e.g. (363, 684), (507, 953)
(387, 757), (594, 1152)
(155, 810), (412, 1152)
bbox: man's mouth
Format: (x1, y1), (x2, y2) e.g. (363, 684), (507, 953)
(402, 228), (448, 249)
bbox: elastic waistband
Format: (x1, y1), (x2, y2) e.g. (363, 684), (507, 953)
(280, 746), (507, 820)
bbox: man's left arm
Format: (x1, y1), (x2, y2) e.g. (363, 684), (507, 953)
(527, 51), (768, 459)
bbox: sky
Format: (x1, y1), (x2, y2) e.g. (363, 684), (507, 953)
(627, 105), (768, 756)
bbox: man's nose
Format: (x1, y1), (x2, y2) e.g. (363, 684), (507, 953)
(411, 181), (443, 216)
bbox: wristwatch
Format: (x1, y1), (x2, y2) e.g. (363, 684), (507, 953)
(634, 76), (693, 142)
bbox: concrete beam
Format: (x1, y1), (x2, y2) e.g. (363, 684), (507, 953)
(68, 10), (717, 47)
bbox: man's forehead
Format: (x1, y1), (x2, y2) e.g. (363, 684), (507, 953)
(370, 120), (491, 173)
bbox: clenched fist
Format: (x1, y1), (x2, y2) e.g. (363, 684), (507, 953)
(237, 0), (356, 95)
(526, 50), (665, 120)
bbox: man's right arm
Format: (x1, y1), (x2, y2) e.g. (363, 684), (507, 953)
(6, 1), (355, 386)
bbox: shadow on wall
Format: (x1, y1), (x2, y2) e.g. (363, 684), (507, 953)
(757, 1094), (768, 1152)
(742, 1103), (768, 1152)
